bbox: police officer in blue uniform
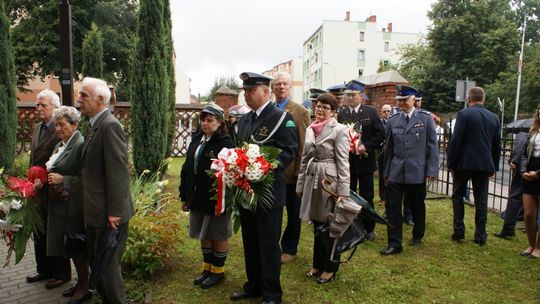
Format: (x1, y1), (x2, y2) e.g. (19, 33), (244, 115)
(327, 83), (347, 112)
(230, 72), (298, 304)
(337, 80), (385, 240)
(381, 85), (439, 255)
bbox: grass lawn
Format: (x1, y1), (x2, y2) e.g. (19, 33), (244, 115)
(147, 157), (540, 304)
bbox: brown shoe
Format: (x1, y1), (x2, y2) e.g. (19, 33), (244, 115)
(281, 253), (296, 264)
(45, 278), (70, 289)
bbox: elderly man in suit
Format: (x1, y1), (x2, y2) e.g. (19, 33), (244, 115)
(494, 132), (528, 239)
(447, 87), (501, 246)
(27, 89), (72, 289)
(337, 80), (385, 241)
(382, 85), (439, 255)
(271, 72), (310, 264)
(77, 77), (134, 303)
(230, 72), (297, 304)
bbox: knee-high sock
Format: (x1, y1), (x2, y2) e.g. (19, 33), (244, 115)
(211, 250), (228, 274)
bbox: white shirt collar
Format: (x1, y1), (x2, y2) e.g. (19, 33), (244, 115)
(89, 108), (109, 127)
(254, 100), (272, 117)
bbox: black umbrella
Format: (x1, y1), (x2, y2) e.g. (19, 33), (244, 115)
(505, 118), (533, 134)
(89, 224), (127, 291)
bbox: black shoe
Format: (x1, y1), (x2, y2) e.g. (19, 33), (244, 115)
(451, 234), (465, 242)
(230, 289), (261, 301)
(316, 273), (336, 284)
(26, 273), (49, 283)
(366, 231), (376, 241)
(62, 286), (77, 297)
(404, 217), (414, 226)
(67, 291), (92, 304)
(493, 232), (515, 239)
(380, 246), (402, 255)
(45, 278), (70, 289)
(200, 273), (225, 289)
(193, 270), (210, 285)
(409, 239), (422, 246)
(473, 239), (486, 246)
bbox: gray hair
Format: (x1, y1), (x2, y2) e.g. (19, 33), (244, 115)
(271, 72), (292, 87)
(53, 106), (81, 124)
(37, 89), (60, 108)
(81, 77), (111, 105)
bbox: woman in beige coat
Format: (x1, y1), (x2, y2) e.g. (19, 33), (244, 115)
(296, 93), (350, 284)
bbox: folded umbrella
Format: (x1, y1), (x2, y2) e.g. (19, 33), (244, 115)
(89, 224), (127, 291)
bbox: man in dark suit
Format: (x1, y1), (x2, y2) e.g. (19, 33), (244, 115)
(27, 89), (71, 289)
(78, 77), (135, 303)
(271, 72), (310, 265)
(337, 80), (385, 240)
(447, 86), (501, 246)
(381, 85), (439, 255)
(494, 131), (528, 238)
(230, 72), (297, 304)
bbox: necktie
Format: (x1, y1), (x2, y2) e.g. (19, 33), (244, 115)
(39, 123), (48, 143)
(406, 115), (410, 124)
(194, 140), (207, 172)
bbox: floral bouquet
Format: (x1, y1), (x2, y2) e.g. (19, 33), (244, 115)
(0, 166), (46, 267)
(208, 143), (281, 233)
(345, 123), (369, 158)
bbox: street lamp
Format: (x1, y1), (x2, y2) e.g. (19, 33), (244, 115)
(59, 0), (73, 106)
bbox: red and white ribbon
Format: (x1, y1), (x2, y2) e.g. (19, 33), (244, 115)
(214, 171), (226, 216)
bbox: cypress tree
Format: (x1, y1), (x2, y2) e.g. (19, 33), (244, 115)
(82, 22), (104, 78)
(163, 0), (176, 159)
(0, 0), (17, 169)
(131, 0), (167, 174)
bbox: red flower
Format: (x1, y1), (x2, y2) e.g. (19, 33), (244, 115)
(27, 166), (47, 184)
(7, 177), (35, 198)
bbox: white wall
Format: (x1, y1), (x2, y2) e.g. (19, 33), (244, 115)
(175, 69), (191, 104)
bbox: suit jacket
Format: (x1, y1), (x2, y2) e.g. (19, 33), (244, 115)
(30, 121), (61, 206)
(337, 105), (385, 174)
(384, 109), (439, 184)
(519, 131), (540, 175)
(179, 132), (233, 214)
(80, 111), (134, 228)
(236, 102), (298, 209)
(48, 131), (84, 217)
(447, 104), (501, 173)
(282, 100), (310, 183)
(296, 118), (350, 222)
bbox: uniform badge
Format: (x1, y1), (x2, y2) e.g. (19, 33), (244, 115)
(285, 120), (296, 128)
(206, 150), (216, 158)
(258, 126), (269, 137)
(413, 123), (424, 128)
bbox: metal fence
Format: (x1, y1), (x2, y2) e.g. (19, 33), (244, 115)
(428, 131), (516, 213)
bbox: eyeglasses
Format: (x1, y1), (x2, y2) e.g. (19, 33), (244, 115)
(315, 105), (332, 111)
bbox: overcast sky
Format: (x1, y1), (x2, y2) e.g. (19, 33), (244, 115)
(170, 0), (436, 97)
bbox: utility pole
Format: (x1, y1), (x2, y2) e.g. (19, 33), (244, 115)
(59, 0), (73, 106)
(514, 15), (527, 122)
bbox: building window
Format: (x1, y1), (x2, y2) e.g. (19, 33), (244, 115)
(315, 52), (319, 63)
(358, 69), (364, 77)
(384, 42), (389, 52)
(358, 50), (365, 61)
(359, 31), (365, 41)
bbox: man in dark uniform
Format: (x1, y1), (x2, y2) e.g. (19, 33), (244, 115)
(447, 86), (501, 246)
(337, 80), (385, 240)
(27, 89), (71, 289)
(382, 85), (439, 255)
(307, 88), (326, 119)
(326, 84), (347, 112)
(230, 72), (297, 304)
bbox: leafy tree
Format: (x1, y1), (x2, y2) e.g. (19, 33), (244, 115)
(0, 0), (17, 169)
(208, 76), (239, 100)
(131, 0), (167, 174)
(82, 22), (103, 78)
(376, 60), (399, 73)
(512, 0), (540, 44)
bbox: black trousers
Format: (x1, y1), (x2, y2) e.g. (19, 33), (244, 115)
(452, 171), (490, 242)
(377, 156), (386, 201)
(350, 172), (375, 233)
(280, 183), (301, 255)
(386, 182), (427, 248)
(88, 223), (129, 304)
(239, 207), (283, 302)
(312, 220), (340, 273)
(34, 204), (70, 279)
(500, 173), (523, 235)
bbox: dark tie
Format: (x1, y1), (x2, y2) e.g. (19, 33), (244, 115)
(252, 111), (258, 121)
(406, 115), (410, 124)
(194, 140), (207, 172)
(39, 123), (48, 144)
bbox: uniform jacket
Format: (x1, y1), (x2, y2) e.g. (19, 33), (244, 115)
(179, 132), (233, 214)
(48, 131), (84, 217)
(282, 100), (310, 183)
(296, 118), (350, 222)
(447, 104), (501, 173)
(519, 131), (540, 174)
(30, 121), (61, 206)
(80, 110), (134, 228)
(384, 109), (439, 184)
(337, 105), (385, 174)
(236, 102), (298, 209)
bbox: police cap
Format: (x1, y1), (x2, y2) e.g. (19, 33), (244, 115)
(395, 85), (419, 100)
(238, 72), (272, 89)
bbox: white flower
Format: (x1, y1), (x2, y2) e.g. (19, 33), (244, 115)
(245, 163), (263, 181)
(211, 159), (224, 171)
(245, 144), (260, 160)
(0, 200), (11, 213)
(10, 198), (22, 210)
(218, 148), (238, 164)
(157, 180), (169, 187)
(155, 189), (162, 195)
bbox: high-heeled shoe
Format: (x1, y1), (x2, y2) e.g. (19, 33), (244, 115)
(305, 269), (321, 278)
(67, 291), (92, 304)
(316, 273), (336, 284)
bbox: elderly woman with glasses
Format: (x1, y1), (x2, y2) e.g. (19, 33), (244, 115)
(296, 93), (350, 284)
(519, 106), (540, 259)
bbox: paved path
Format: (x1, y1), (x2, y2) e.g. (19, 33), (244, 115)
(0, 240), (76, 304)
